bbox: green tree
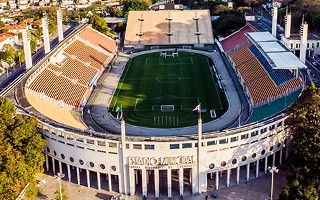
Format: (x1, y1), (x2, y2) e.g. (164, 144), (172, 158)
(243, 0), (262, 6)
(0, 28), (8, 33)
(0, 98), (46, 199)
(109, 7), (123, 18)
(121, 0), (149, 18)
(54, 188), (69, 200)
(312, 14), (320, 32)
(280, 83), (320, 200)
(212, 4), (230, 15)
(285, 83), (320, 175)
(213, 14), (246, 36)
(89, 14), (111, 34)
(0, 21), (5, 28)
(1, 44), (16, 66)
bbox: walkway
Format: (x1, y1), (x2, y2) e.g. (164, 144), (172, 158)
(86, 49), (242, 136)
(25, 163), (291, 200)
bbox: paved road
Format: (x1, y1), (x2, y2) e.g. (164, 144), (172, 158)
(0, 23), (79, 90)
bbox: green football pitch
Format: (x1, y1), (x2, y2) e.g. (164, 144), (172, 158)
(109, 51), (228, 128)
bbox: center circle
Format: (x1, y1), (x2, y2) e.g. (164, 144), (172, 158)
(156, 74), (181, 83)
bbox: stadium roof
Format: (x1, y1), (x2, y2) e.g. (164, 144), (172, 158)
(247, 32), (277, 42)
(267, 52), (307, 69)
(124, 10), (214, 46)
(247, 32), (307, 69)
(258, 41), (285, 52)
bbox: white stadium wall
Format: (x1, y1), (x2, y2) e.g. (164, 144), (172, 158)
(41, 114), (290, 197)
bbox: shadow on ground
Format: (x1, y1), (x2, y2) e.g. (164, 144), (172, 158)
(37, 192), (48, 199)
(95, 192), (113, 199)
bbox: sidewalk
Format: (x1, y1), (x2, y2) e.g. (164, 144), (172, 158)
(24, 165), (290, 200)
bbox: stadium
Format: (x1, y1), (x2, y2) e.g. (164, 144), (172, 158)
(6, 9), (307, 198)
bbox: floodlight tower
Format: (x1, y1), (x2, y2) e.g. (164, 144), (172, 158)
(42, 14), (50, 54)
(22, 28), (32, 69)
(284, 8), (291, 39)
(57, 10), (64, 42)
(299, 16), (308, 64)
(271, 6), (278, 37)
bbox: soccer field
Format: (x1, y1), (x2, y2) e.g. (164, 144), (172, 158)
(109, 51), (228, 128)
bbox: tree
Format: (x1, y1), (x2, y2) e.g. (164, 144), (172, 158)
(121, 0), (149, 18)
(285, 83), (320, 175)
(212, 14), (246, 36)
(0, 98), (46, 199)
(212, 4), (230, 15)
(1, 44), (16, 66)
(89, 14), (112, 34)
(280, 83), (320, 200)
(0, 21), (5, 28)
(312, 13), (320, 32)
(0, 28), (8, 33)
(243, 0), (262, 6)
(109, 7), (123, 18)
(54, 188), (69, 200)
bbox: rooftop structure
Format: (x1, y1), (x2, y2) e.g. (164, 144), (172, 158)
(247, 32), (307, 69)
(124, 10), (214, 47)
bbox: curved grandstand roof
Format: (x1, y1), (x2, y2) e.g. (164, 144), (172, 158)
(124, 10), (214, 46)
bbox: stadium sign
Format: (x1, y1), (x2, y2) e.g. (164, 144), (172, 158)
(129, 155), (195, 169)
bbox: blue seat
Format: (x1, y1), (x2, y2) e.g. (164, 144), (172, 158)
(269, 69), (295, 86)
(255, 54), (294, 86)
(248, 45), (261, 57)
(257, 55), (273, 73)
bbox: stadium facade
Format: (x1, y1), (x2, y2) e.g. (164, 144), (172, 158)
(41, 115), (290, 197)
(7, 9), (308, 198)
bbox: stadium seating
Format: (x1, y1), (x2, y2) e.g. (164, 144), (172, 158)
(64, 40), (108, 69)
(248, 45), (261, 57)
(26, 27), (117, 108)
(28, 68), (87, 107)
(228, 42), (254, 67)
(221, 25), (256, 52)
(255, 52), (295, 86)
(48, 55), (98, 86)
(256, 55), (273, 73)
(222, 26), (302, 107)
(246, 75), (301, 105)
(78, 28), (117, 53)
(124, 10), (214, 46)
(237, 59), (267, 83)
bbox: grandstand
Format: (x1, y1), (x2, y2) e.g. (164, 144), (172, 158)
(220, 25), (256, 53)
(26, 27), (117, 108)
(220, 25), (305, 109)
(24, 27), (117, 127)
(124, 10), (214, 48)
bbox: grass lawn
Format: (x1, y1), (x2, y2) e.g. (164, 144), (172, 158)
(109, 51), (228, 128)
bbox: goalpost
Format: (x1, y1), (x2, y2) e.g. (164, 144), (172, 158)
(160, 105), (174, 112)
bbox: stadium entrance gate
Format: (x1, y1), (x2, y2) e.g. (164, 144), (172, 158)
(128, 161), (195, 197)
